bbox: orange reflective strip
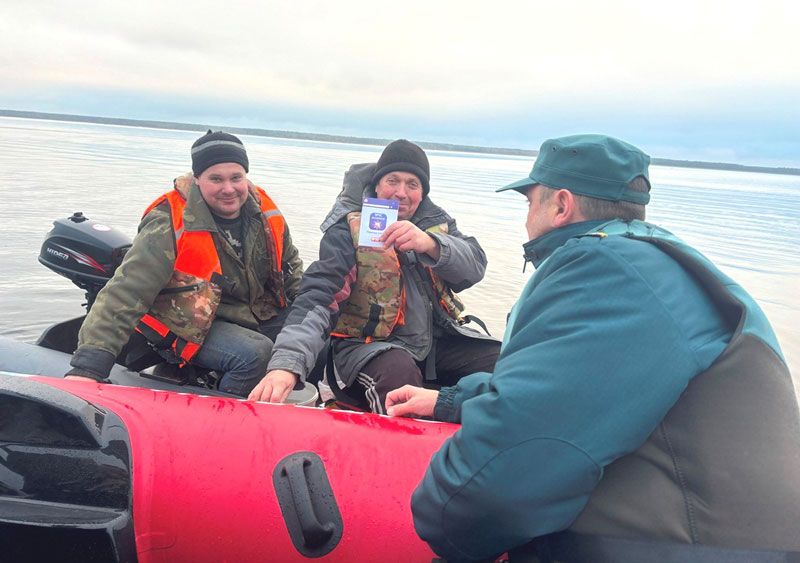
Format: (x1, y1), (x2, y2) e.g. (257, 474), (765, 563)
(139, 314), (171, 337)
(176, 341), (201, 363)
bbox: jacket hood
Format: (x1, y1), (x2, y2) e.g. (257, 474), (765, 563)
(319, 162), (448, 233)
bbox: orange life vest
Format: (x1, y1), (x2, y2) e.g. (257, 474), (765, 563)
(136, 180), (285, 364)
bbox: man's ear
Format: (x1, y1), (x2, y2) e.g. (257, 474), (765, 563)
(551, 189), (580, 228)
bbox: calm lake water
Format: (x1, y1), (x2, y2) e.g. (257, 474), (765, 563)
(1, 116), (798, 380)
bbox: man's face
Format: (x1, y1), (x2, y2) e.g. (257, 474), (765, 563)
(375, 171), (423, 220)
(195, 163), (249, 219)
(525, 184), (554, 241)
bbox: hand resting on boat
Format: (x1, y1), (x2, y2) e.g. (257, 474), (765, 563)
(248, 369), (298, 403)
(65, 375), (99, 383)
(386, 385), (439, 418)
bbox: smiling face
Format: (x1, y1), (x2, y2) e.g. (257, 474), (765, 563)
(375, 171), (423, 220)
(194, 162), (249, 219)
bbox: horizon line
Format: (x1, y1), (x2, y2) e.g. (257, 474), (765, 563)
(2, 109), (799, 177)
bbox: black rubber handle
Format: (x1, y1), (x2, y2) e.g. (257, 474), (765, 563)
(281, 456), (335, 548)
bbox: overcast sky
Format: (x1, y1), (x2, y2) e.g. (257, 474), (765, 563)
(1, 0), (798, 166)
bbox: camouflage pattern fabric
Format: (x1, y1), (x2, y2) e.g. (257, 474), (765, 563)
(333, 213), (404, 338)
(148, 271), (222, 345)
(332, 212), (462, 340)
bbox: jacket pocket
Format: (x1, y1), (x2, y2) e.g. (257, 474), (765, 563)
(148, 271), (222, 345)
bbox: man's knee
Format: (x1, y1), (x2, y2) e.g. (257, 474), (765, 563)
(242, 330), (273, 372)
(196, 323), (274, 394)
(361, 348), (421, 385)
(354, 348), (423, 413)
(215, 332), (273, 397)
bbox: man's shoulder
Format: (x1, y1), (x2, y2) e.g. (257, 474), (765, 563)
(138, 200), (174, 233)
(132, 206), (176, 263)
(538, 231), (691, 303)
(329, 215), (357, 236)
(535, 233), (655, 285)
(311, 218), (357, 259)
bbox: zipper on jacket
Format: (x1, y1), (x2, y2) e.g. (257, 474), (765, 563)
(158, 283), (202, 295)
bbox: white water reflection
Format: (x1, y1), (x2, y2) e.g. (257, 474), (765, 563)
(1, 117), (797, 378)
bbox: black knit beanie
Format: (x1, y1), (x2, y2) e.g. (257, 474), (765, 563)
(371, 139), (430, 196)
(191, 130), (249, 176)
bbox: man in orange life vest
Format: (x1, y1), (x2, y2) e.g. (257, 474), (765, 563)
(66, 131), (304, 398)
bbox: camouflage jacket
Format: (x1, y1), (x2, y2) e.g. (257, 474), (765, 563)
(70, 176), (303, 378)
(267, 195), (494, 387)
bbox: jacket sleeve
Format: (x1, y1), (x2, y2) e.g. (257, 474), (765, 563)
(69, 208), (176, 379)
(281, 224), (304, 302)
(267, 221), (356, 379)
(411, 242), (707, 561)
(421, 216), (487, 292)
(432, 370), (494, 422)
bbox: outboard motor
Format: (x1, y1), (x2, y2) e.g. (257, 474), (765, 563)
(36, 213), (217, 385)
(38, 212), (131, 310)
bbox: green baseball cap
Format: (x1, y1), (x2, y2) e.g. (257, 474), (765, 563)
(498, 134), (651, 205)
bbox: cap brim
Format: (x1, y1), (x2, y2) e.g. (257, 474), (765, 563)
(496, 176), (537, 193)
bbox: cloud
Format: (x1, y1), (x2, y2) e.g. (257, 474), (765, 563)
(4, 0), (798, 108)
(1, 0), (798, 165)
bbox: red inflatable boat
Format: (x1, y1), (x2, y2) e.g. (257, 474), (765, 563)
(1, 373), (458, 562)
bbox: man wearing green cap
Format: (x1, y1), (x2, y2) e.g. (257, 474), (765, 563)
(387, 135), (800, 561)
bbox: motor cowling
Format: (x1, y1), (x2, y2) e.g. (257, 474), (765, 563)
(39, 212), (131, 306)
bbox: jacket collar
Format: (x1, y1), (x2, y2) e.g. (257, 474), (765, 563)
(522, 220), (607, 268)
(411, 196), (449, 227)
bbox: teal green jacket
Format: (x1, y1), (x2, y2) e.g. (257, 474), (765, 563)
(411, 220), (763, 561)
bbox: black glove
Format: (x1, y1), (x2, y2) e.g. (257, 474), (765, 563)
(65, 346), (116, 382)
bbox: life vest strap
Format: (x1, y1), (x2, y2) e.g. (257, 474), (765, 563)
(136, 318), (173, 344)
(136, 316), (196, 365)
(362, 304), (382, 339)
(460, 314), (491, 336)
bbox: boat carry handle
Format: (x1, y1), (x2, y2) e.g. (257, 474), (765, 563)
(273, 451), (343, 557)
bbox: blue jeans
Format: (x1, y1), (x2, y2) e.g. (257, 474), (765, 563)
(191, 320), (273, 396)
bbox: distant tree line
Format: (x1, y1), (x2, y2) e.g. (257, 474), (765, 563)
(2, 109), (798, 177)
